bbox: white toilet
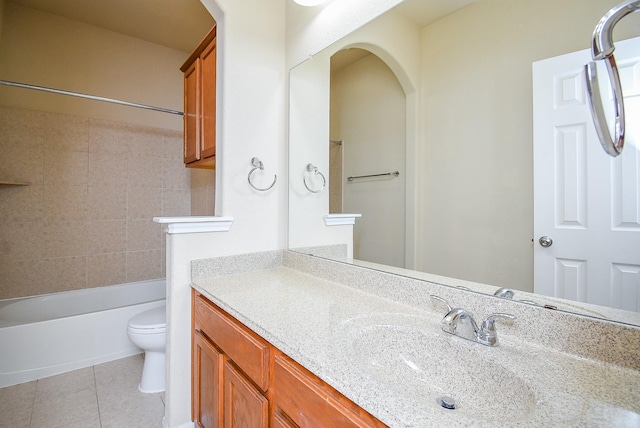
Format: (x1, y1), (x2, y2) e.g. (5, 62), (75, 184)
(127, 304), (167, 393)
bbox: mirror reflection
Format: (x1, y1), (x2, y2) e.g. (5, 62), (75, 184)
(288, 0), (640, 326)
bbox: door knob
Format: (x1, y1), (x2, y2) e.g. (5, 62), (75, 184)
(539, 236), (553, 247)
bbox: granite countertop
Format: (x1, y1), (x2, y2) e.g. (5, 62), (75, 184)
(192, 265), (640, 427)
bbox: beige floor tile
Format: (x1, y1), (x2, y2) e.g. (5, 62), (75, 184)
(0, 381), (35, 428)
(35, 367), (95, 398)
(31, 386), (99, 428)
(0, 355), (164, 428)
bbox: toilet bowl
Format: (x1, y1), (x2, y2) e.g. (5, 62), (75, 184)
(127, 304), (166, 393)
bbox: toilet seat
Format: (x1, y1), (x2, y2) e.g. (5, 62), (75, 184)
(128, 305), (166, 331)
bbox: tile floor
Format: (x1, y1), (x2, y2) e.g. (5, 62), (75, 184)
(0, 354), (165, 428)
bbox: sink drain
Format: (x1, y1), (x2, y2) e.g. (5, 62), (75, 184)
(438, 395), (458, 410)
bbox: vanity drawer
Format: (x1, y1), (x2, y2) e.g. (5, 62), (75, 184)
(273, 354), (385, 428)
(194, 294), (270, 391)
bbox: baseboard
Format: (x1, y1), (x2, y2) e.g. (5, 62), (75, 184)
(162, 417), (195, 428)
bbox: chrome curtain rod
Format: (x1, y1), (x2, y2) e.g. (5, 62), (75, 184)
(0, 79), (183, 116)
(347, 171), (400, 182)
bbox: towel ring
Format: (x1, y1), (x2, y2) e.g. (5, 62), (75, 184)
(303, 163), (326, 194)
(585, 57), (625, 157)
(247, 157), (277, 192)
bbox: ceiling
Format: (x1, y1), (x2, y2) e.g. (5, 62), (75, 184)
(8, 0), (216, 52)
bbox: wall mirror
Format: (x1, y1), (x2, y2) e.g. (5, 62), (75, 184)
(288, 0), (640, 327)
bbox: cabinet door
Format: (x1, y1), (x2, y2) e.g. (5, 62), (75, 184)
(200, 38), (216, 160)
(193, 331), (223, 428)
(184, 59), (201, 164)
(224, 361), (268, 428)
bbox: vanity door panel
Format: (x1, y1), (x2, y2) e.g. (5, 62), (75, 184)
(193, 331), (223, 428)
(224, 361), (269, 428)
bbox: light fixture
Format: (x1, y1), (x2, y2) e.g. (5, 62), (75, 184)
(293, 0), (327, 6)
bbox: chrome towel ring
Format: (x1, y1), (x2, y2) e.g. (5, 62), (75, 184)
(247, 157), (277, 192)
(585, 0), (640, 157)
(303, 163), (326, 193)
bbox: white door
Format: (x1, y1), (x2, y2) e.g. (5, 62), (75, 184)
(533, 36), (640, 312)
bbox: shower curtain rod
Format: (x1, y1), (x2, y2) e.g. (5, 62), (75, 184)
(0, 79), (183, 116)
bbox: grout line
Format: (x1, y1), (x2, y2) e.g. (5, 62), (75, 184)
(28, 379), (37, 428)
(93, 365), (104, 428)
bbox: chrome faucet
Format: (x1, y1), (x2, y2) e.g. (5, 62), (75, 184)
(493, 287), (514, 298)
(431, 296), (515, 347)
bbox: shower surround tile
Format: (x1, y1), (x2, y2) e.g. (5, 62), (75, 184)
(0, 106), (192, 299)
(87, 252), (127, 287)
(88, 220), (127, 254)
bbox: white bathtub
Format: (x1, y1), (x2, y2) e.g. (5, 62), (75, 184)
(0, 279), (166, 388)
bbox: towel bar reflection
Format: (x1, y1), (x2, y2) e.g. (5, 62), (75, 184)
(303, 163), (326, 193)
(247, 157), (277, 192)
(347, 171), (400, 182)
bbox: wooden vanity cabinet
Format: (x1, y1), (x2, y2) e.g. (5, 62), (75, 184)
(192, 291), (386, 428)
(181, 26), (216, 169)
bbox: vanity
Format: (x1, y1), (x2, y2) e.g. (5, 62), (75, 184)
(190, 250), (640, 427)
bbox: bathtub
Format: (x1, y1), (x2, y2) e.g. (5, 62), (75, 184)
(0, 279), (166, 388)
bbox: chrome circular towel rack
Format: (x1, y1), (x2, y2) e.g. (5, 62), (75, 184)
(303, 163), (326, 193)
(247, 157), (277, 192)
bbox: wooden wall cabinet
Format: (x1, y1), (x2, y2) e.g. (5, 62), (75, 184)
(181, 26), (216, 169)
(192, 291), (386, 428)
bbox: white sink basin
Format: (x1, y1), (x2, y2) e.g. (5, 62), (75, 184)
(342, 313), (537, 423)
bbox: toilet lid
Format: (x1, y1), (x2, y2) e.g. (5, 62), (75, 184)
(128, 305), (166, 329)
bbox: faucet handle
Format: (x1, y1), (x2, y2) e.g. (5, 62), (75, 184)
(430, 295), (452, 313)
(480, 313), (516, 334)
(479, 313), (515, 346)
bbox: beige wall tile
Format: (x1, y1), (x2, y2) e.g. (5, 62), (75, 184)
(128, 127), (164, 158)
(0, 221), (44, 262)
(0, 107), (189, 299)
(162, 130), (184, 160)
(162, 188), (191, 217)
(88, 186), (127, 220)
(0, 184), (43, 222)
(44, 185), (87, 221)
(88, 252), (126, 287)
(127, 187), (162, 219)
(126, 219), (161, 252)
(126, 249), (162, 282)
(88, 119), (131, 155)
(0, 106), (46, 148)
(41, 256), (87, 293)
(0, 259), (44, 299)
(44, 150), (88, 186)
(0, 142), (44, 184)
(88, 152), (128, 187)
(45, 112), (89, 153)
(162, 156), (191, 190)
(88, 220), (126, 255)
(190, 169), (215, 216)
(43, 220), (88, 258)
(127, 155), (163, 188)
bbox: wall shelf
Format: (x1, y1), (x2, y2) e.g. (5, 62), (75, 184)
(0, 180), (31, 186)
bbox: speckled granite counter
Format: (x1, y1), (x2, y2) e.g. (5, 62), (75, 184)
(191, 251), (640, 427)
